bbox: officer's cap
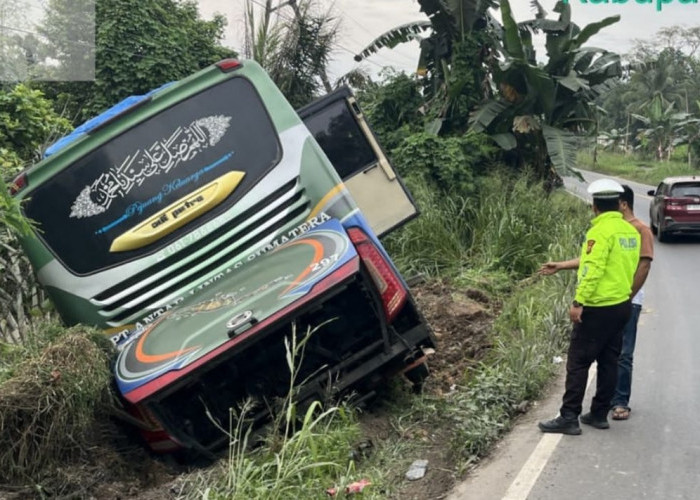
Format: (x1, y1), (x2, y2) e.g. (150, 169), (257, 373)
(587, 178), (624, 199)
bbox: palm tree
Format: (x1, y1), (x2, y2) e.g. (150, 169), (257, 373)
(625, 58), (682, 120)
(243, 0), (338, 108)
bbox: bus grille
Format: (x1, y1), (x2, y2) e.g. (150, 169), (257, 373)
(93, 178), (309, 325)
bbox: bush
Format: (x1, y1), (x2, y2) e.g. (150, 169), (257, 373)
(390, 131), (496, 196)
(0, 84), (72, 176)
(358, 71), (424, 152)
(0, 324), (113, 485)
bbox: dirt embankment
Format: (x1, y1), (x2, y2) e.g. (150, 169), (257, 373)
(358, 280), (496, 500)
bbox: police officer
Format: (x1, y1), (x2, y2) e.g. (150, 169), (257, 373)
(539, 179), (641, 435)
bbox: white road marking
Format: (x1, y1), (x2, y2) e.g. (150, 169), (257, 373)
(501, 433), (562, 500)
(501, 366), (597, 500)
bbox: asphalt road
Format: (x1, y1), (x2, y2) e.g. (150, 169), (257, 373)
(450, 170), (700, 500)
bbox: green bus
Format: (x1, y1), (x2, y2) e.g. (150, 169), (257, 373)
(11, 59), (435, 454)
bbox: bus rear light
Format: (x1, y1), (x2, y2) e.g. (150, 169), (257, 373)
(8, 172), (27, 196)
(133, 403), (162, 429)
(216, 59), (242, 72)
(347, 227), (407, 322)
(131, 403), (182, 452)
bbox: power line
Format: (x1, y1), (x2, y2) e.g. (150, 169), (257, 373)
(333, 4), (422, 66)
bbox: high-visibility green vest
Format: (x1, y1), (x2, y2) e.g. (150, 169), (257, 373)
(575, 211), (640, 306)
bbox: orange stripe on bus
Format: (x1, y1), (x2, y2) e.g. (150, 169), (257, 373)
(280, 238), (325, 295)
(135, 328), (197, 364)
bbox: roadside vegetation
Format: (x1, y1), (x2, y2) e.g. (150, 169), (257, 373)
(578, 149), (698, 186)
(2, 0), (695, 498)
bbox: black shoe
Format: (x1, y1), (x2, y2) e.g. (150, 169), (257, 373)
(580, 412), (610, 429)
(538, 416), (581, 435)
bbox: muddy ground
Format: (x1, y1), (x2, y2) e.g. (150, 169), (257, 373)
(359, 280), (496, 500)
(0, 280), (497, 500)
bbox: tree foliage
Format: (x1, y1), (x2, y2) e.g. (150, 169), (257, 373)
(358, 71), (425, 151)
(391, 131), (496, 195)
(598, 27), (700, 163)
(37, 0), (96, 81)
(0, 84), (72, 174)
(243, 0), (338, 108)
(354, 0), (496, 135)
(92, 0), (234, 116)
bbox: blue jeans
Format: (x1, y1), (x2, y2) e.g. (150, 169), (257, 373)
(610, 303), (642, 409)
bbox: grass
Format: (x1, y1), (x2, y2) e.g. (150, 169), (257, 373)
(578, 149), (700, 185)
(386, 170), (588, 282)
(0, 323), (113, 485)
(180, 170), (592, 497)
(178, 171), (592, 498)
(362, 173), (590, 478)
(184, 326), (377, 500)
(382, 178), (473, 278)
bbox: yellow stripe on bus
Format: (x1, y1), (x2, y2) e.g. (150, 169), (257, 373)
(309, 184), (345, 220)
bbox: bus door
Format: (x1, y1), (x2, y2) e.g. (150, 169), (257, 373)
(298, 87), (418, 237)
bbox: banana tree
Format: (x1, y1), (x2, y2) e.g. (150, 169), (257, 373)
(353, 0), (499, 134)
(469, 0), (621, 182)
(630, 91), (697, 161)
(598, 128), (629, 153)
(673, 101), (700, 167)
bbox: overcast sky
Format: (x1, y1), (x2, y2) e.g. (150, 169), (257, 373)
(198, 0), (699, 82)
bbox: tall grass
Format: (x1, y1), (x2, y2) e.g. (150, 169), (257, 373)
(467, 174), (580, 277)
(446, 195), (587, 463)
(383, 178), (473, 277)
(386, 170), (590, 283)
(185, 326), (371, 500)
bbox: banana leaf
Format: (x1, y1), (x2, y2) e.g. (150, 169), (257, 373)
(542, 124), (579, 177)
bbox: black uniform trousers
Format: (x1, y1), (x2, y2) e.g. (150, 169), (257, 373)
(560, 300), (632, 419)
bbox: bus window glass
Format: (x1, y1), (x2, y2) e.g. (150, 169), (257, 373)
(25, 77), (280, 275)
(302, 100), (376, 179)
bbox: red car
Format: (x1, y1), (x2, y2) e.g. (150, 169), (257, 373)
(648, 176), (700, 242)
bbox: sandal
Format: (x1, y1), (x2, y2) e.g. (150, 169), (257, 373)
(612, 406), (630, 420)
